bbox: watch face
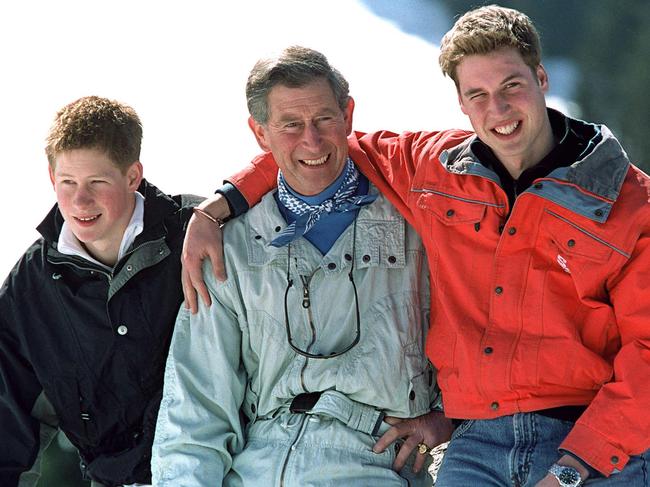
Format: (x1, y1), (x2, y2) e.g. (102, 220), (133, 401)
(558, 469), (580, 484)
(550, 464), (582, 487)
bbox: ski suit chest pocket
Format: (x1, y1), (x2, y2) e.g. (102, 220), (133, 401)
(537, 209), (620, 306)
(542, 210), (614, 266)
(416, 191), (487, 226)
(415, 191), (489, 253)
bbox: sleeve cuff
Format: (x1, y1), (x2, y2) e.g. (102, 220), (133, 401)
(558, 449), (603, 479)
(217, 182), (250, 219)
(560, 422), (629, 476)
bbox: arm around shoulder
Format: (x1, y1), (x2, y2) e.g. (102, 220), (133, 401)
(226, 151), (278, 208)
(348, 129), (473, 227)
(181, 192), (231, 312)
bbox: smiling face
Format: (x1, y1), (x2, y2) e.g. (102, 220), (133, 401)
(49, 148), (143, 265)
(456, 47), (554, 177)
(248, 77), (354, 196)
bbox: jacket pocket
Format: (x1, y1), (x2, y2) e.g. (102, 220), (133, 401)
(416, 191), (487, 226)
(541, 208), (621, 304)
(544, 209), (615, 263)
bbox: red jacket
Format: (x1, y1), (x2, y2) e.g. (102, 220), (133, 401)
(229, 119), (650, 476)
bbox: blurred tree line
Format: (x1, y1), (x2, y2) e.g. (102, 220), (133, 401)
(440, 0), (650, 172)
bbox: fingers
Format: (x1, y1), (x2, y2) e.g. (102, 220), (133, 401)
(372, 417), (411, 453)
(412, 445), (427, 473)
(181, 210), (227, 313)
(392, 433), (422, 472)
(181, 239), (211, 313)
(182, 264), (212, 313)
(181, 267), (199, 314)
(207, 226), (227, 282)
(375, 412), (453, 473)
(382, 415), (402, 426)
(195, 277), (212, 310)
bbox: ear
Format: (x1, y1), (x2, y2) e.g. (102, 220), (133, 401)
(343, 97), (355, 135)
(536, 64), (549, 93)
(126, 161), (144, 191)
(248, 116), (271, 152)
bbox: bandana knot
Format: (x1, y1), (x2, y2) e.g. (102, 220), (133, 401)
(271, 158), (376, 247)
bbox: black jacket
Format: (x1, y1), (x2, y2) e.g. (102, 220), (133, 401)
(0, 180), (201, 486)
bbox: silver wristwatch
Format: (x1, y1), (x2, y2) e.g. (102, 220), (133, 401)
(548, 463), (584, 487)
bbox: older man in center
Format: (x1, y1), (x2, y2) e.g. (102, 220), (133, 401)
(151, 46), (450, 486)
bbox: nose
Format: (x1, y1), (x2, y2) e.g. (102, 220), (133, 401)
(300, 122), (323, 149)
(72, 184), (93, 208)
(490, 92), (510, 115)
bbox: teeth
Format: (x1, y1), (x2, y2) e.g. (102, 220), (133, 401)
(494, 121), (519, 135)
(302, 155), (328, 166)
(77, 215), (99, 222)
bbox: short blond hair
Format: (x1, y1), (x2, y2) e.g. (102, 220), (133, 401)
(439, 5), (542, 86)
(45, 96), (142, 172)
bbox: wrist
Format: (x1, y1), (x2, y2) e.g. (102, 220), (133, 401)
(548, 455), (589, 486)
(193, 207), (224, 227)
(197, 194), (231, 220)
(556, 454), (590, 481)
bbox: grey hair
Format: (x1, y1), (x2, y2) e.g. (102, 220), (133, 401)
(246, 45), (350, 124)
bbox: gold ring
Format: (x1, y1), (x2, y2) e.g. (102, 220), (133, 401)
(417, 442), (431, 455)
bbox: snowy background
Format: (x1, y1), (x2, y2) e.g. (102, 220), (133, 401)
(0, 0), (577, 280)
